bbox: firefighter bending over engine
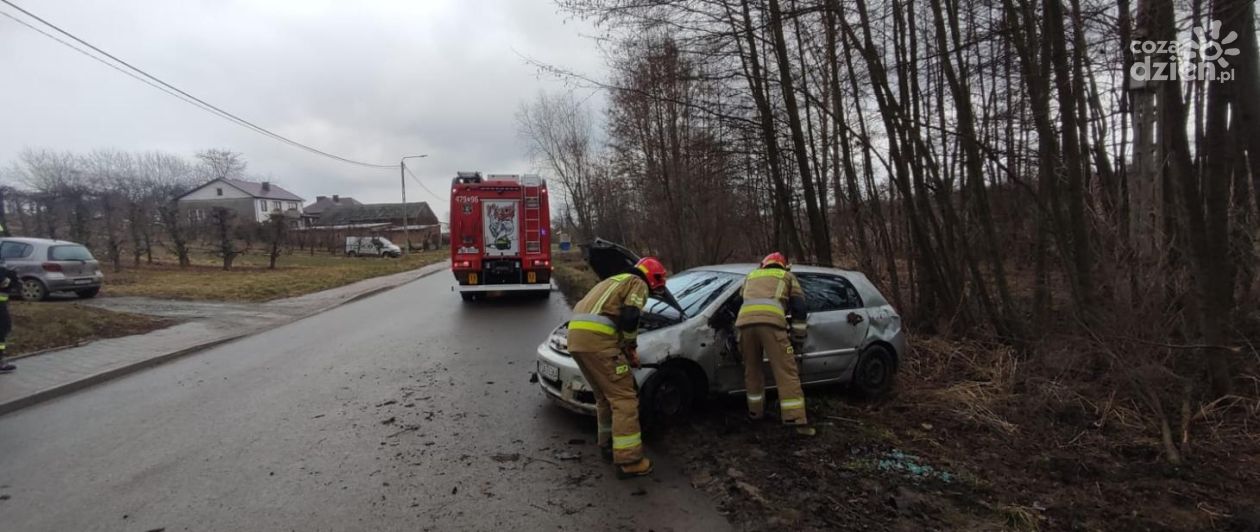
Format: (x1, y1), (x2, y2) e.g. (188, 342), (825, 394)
(566, 257), (669, 478)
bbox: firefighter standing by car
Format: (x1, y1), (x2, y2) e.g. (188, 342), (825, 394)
(566, 257), (669, 478)
(737, 252), (815, 436)
(0, 224), (18, 374)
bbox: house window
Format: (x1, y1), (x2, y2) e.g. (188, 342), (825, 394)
(216, 187), (223, 196)
(259, 201), (267, 212)
(272, 200), (282, 211)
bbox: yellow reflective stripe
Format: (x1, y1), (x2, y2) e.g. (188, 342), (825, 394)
(598, 424), (613, 433)
(593, 275), (629, 313)
(570, 320), (617, 335)
(615, 364), (629, 375)
(780, 398), (805, 410)
(774, 279), (785, 299)
(739, 304), (786, 316)
(748, 268), (786, 280)
(746, 394), (764, 402)
(613, 433), (642, 450)
(0, 294), (8, 302)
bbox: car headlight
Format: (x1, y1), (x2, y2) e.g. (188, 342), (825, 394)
(549, 327), (569, 352)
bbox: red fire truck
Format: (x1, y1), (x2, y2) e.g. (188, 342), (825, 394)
(450, 171), (552, 300)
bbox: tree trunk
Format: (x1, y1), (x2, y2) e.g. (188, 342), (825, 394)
(768, 0), (831, 265)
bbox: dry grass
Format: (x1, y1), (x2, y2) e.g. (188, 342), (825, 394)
(103, 250), (446, 302)
(7, 301), (174, 357)
(551, 252), (598, 305)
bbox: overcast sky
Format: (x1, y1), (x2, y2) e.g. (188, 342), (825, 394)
(0, 0), (607, 217)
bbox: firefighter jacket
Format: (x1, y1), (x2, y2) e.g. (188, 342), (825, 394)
(567, 272), (650, 353)
(735, 266), (807, 334)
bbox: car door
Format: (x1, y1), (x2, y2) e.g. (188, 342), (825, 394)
(796, 273), (869, 383)
(0, 240), (33, 276)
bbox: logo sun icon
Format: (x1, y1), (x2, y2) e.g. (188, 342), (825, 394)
(1190, 20), (1240, 68)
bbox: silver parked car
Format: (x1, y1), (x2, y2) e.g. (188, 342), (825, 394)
(536, 240), (907, 423)
(0, 237), (104, 301)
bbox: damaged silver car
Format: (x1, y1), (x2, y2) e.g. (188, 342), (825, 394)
(536, 239), (907, 423)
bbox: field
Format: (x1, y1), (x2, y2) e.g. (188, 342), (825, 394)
(103, 250), (446, 302)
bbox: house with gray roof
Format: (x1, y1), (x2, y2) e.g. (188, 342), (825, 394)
(302, 195), (362, 227)
(176, 178), (305, 224)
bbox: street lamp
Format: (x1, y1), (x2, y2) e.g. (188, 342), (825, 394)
(400, 154), (428, 255)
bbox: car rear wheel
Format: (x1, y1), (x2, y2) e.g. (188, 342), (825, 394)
(853, 345), (896, 398)
(347, 251), (357, 257)
(20, 278), (48, 302)
(75, 287), (100, 299)
(641, 365), (694, 428)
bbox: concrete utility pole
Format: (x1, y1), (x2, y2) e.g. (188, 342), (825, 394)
(400, 154), (428, 255)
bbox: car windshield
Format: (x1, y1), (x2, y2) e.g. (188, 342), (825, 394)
(49, 245), (94, 261)
(644, 270), (742, 321)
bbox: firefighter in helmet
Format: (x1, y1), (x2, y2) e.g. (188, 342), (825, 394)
(566, 256), (668, 478)
(737, 252), (814, 435)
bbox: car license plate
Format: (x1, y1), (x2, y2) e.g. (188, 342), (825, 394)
(538, 362), (559, 381)
(73, 279), (93, 285)
(527, 271), (537, 283)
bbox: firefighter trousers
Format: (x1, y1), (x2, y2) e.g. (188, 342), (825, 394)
(0, 301), (10, 362)
(571, 347), (644, 464)
(739, 324), (808, 425)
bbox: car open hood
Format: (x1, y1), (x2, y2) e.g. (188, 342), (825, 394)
(582, 237), (685, 318)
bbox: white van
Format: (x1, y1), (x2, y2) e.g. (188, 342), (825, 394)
(345, 236), (401, 258)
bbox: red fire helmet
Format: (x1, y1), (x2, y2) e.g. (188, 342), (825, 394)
(760, 252), (789, 270)
(635, 257), (668, 291)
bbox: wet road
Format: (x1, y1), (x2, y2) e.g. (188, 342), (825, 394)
(0, 272), (729, 531)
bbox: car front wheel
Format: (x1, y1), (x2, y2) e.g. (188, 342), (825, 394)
(640, 365), (694, 428)
(20, 278), (48, 301)
(853, 344), (896, 398)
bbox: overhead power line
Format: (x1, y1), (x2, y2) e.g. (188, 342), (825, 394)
(0, 0), (396, 169)
(404, 165), (445, 203)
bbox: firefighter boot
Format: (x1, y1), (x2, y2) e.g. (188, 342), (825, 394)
(616, 457), (654, 479)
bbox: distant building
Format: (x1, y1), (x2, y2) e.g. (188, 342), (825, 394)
(309, 202), (442, 250)
(177, 178), (304, 225)
(302, 195), (361, 227)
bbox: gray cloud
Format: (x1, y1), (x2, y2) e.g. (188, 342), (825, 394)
(0, 0), (607, 216)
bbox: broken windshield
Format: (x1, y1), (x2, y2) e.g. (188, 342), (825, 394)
(644, 270), (741, 322)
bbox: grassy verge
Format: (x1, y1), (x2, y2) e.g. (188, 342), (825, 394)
(551, 252), (598, 305)
(7, 301), (174, 358)
(104, 250), (446, 302)
(664, 335), (1260, 531)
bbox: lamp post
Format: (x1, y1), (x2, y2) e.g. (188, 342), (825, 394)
(400, 154), (428, 255)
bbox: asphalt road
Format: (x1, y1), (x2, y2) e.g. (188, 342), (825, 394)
(0, 272), (729, 531)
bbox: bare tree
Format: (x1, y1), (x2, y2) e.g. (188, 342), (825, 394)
(517, 92), (600, 240)
(262, 212), (288, 269)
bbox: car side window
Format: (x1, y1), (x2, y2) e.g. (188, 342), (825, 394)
(797, 274), (863, 312)
(0, 241), (30, 260)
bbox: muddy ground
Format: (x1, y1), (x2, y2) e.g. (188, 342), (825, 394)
(658, 339), (1260, 531)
